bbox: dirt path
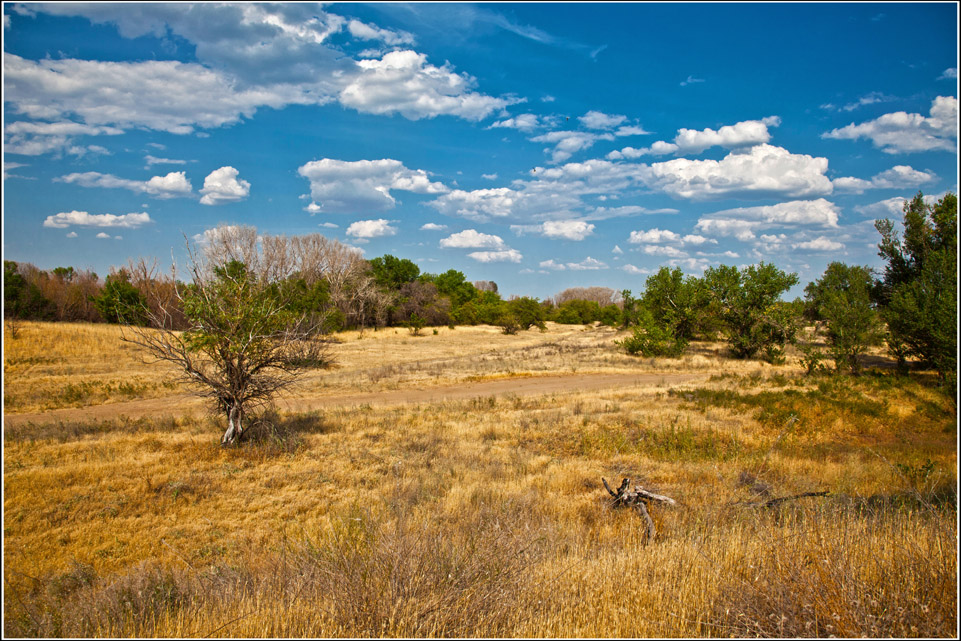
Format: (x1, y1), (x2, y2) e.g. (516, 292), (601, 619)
(3, 371), (706, 427)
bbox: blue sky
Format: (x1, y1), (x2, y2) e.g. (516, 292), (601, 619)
(3, 2), (958, 299)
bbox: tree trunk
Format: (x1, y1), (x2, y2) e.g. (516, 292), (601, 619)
(221, 403), (244, 445)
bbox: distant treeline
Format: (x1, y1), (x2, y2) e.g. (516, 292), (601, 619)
(5, 192), (955, 386)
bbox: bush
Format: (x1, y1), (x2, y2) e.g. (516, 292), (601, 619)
(616, 309), (687, 357)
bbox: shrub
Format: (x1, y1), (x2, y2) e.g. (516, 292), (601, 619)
(616, 309), (687, 357)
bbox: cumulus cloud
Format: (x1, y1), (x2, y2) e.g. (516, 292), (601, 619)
(531, 130), (615, 164)
(57, 170), (193, 198)
(853, 192), (946, 218)
(420, 222), (448, 230)
(694, 199), (840, 241)
(347, 19), (415, 46)
(578, 110), (627, 130)
(339, 50), (512, 121)
(938, 68), (957, 81)
(439, 229), (507, 249)
(621, 264), (650, 275)
(792, 236), (845, 252)
(43, 210), (152, 228)
(822, 96), (958, 153)
(199, 166), (251, 205)
(636, 144), (833, 200)
(429, 187), (519, 222)
(607, 116), (780, 159)
(298, 158), (448, 213)
(4, 119), (124, 156)
(346, 218), (397, 238)
(510, 220), (595, 241)
(540, 256), (607, 270)
(468, 249), (522, 263)
(4, 4), (514, 146)
(833, 165), (937, 193)
(144, 154), (187, 167)
(488, 113), (554, 132)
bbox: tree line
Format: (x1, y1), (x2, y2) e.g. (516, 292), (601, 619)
(5, 192), (956, 390)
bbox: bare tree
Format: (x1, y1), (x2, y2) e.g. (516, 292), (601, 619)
(121, 243), (331, 445)
(552, 286), (621, 307)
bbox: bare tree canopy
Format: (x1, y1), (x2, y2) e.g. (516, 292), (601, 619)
(551, 286), (621, 307)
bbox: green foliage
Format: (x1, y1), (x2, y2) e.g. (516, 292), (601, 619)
(874, 192), (957, 387)
(369, 255), (420, 290)
(93, 269), (148, 325)
(616, 308), (688, 357)
(640, 266), (712, 340)
(403, 313), (427, 336)
(506, 296), (546, 330)
(704, 262), (800, 362)
(620, 289), (642, 327)
(554, 299), (600, 325)
(4, 260), (54, 320)
(598, 303), (622, 327)
(805, 262), (883, 375)
(429, 269), (479, 312)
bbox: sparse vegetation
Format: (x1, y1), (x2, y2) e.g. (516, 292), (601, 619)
(4, 320), (955, 638)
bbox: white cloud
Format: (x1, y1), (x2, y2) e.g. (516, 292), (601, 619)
(339, 50), (512, 121)
(420, 222), (448, 231)
(567, 256), (608, 270)
(488, 113), (553, 132)
(43, 210), (152, 229)
(694, 199), (841, 243)
(319, 222), (339, 229)
(440, 229), (506, 249)
(95, 232), (112, 239)
(298, 158), (448, 213)
(607, 116), (780, 159)
(579, 110), (627, 130)
(793, 236), (845, 252)
(481, 173), (498, 181)
(853, 192), (945, 218)
(347, 19), (415, 46)
(636, 144), (833, 200)
(4, 119), (124, 156)
(612, 245), (623, 255)
(346, 218), (397, 238)
(822, 96), (958, 153)
(511, 220), (595, 241)
(199, 166), (251, 205)
(57, 171), (193, 198)
(680, 75), (704, 87)
(468, 249), (522, 263)
(144, 154), (187, 167)
(531, 130), (615, 164)
(643, 245), (688, 258)
(833, 165), (937, 193)
(65, 231), (78, 238)
(540, 256), (607, 270)
(621, 264), (650, 275)
(430, 187), (519, 222)
(938, 68), (957, 81)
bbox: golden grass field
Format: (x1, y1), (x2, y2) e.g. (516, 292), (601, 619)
(3, 320), (957, 637)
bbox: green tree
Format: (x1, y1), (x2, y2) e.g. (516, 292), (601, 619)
(704, 262), (800, 362)
(640, 266), (712, 341)
(805, 262), (883, 375)
(369, 254), (420, 290)
(92, 269), (149, 325)
(874, 192), (957, 385)
(616, 307), (687, 357)
(506, 296), (546, 331)
(4, 260), (54, 320)
(122, 258), (331, 445)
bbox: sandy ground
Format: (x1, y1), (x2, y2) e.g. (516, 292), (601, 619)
(2, 371), (706, 427)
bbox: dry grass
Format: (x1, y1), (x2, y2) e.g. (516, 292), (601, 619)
(3, 320), (957, 637)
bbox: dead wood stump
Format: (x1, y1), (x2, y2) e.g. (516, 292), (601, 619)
(603, 477), (676, 542)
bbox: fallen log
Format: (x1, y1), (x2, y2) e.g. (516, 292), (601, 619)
(739, 490), (830, 508)
(602, 477), (676, 541)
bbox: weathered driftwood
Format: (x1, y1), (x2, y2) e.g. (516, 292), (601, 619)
(602, 477), (676, 541)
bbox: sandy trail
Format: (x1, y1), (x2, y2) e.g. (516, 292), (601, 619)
(3, 371), (705, 427)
